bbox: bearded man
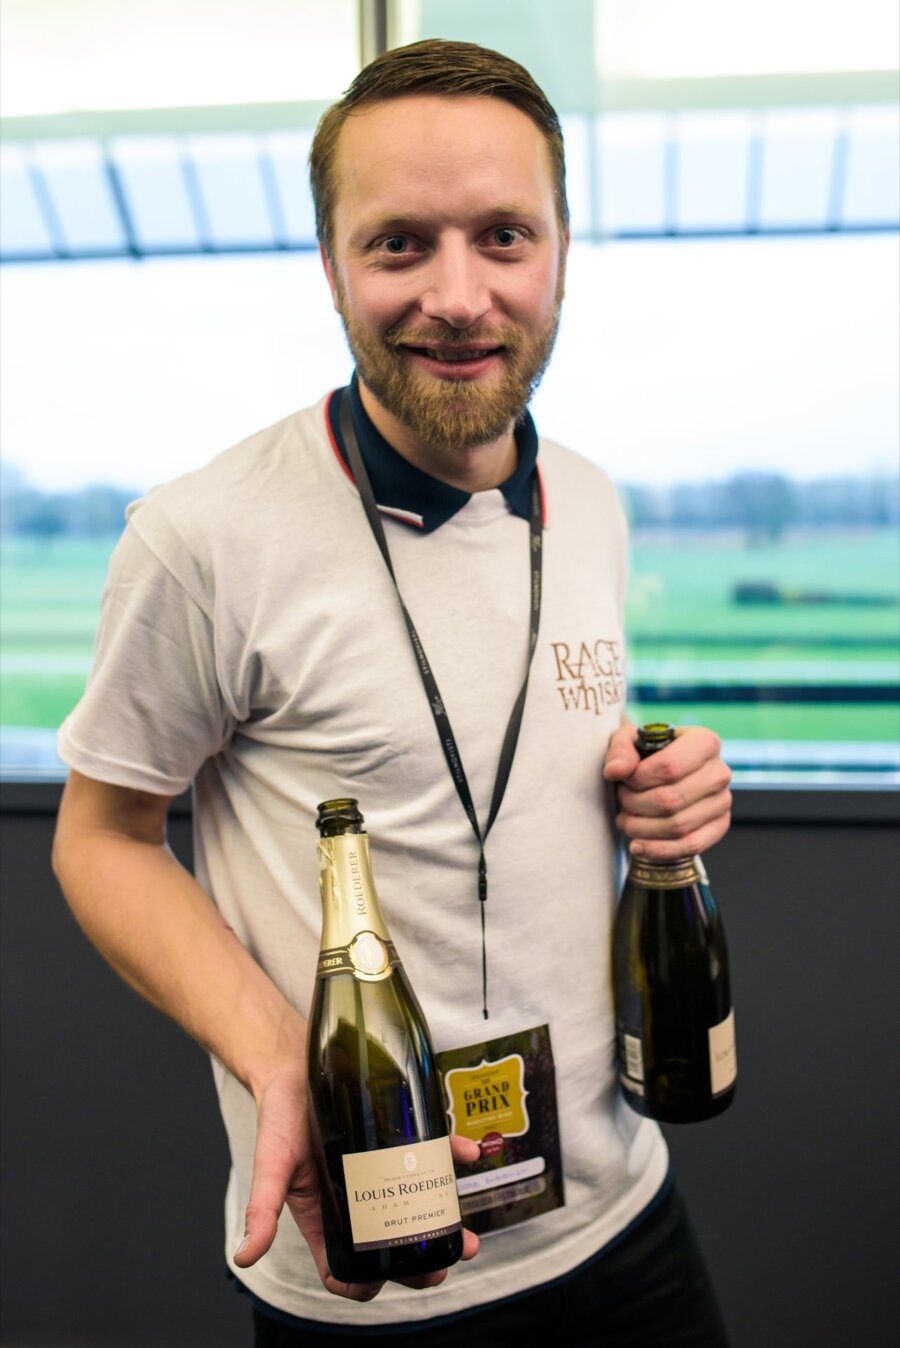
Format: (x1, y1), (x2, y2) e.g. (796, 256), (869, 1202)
(53, 38), (733, 1348)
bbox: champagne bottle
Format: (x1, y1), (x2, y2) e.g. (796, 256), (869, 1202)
(612, 724), (737, 1123)
(306, 798), (464, 1283)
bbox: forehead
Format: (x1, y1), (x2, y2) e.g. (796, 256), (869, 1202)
(331, 94), (557, 232)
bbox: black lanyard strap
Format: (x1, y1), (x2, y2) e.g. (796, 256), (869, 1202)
(339, 388), (543, 1018)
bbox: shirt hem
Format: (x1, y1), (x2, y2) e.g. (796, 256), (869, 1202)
(232, 1168), (673, 1336)
(224, 1139), (670, 1330)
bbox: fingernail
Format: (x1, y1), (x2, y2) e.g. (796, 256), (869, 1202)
(629, 841), (646, 857)
(234, 1234), (249, 1258)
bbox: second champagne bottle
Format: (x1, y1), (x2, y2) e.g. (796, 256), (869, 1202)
(612, 723), (737, 1124)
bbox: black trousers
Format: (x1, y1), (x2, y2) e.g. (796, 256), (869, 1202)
(249, 1182), (730, 1347)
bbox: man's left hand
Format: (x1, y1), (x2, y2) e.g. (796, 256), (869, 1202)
(602, 724), (732, 861)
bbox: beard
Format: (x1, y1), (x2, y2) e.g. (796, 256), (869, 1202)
(334, 284), (564, 454)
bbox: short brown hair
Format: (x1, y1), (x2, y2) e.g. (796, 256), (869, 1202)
(309, 38), (569, 263)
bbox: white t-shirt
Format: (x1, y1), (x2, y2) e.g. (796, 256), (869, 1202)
(58, 394), (668, 1328)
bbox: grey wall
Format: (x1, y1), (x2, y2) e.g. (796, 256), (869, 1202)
(1, 787), (898, 1348)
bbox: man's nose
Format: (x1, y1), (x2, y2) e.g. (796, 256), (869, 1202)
(419, 242), (491, 329)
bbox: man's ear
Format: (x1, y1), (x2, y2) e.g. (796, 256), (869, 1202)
(320, 243), (341, 314)
(559, 226), (571, 294)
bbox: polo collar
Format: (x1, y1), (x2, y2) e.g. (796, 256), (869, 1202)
(326, 374), (540, 534)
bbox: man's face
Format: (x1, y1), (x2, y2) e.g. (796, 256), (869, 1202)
(322, 95), (568, 464)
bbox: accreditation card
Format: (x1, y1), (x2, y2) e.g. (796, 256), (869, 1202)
(436, 1021), (564, 1235)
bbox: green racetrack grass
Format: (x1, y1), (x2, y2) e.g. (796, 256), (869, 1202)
(2, 529), (898, 741)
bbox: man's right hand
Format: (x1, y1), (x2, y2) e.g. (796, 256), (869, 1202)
(52, 770), (479, 1303)
(233, 1065), (481, 1301)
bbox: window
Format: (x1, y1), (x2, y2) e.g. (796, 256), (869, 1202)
(2, 1), (898, 784)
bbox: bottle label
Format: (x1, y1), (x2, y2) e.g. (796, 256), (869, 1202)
(708, 1008), (737, 1094)
(316, 932), (400, 983)
(622, 1033), (645, 1085)
(342, 1136), (462, 1250)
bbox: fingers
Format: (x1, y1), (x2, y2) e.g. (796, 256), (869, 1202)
(450, 1133), (481, 1166)
(613, 726), (733, 859)
(615, 786), (732, 840)
(616, 752), (732, 819)
(244, 1105), (480, 1301)
(234, 1131), (307, 1268)
(315, 1222), (478, 1302)
(281, 1133), (481, 1302)
(322, 1274), (386, 1302)
(630, 726), (725, 788)
(602, 722), (639, 781)
(447, 1136), (480, 1260)
(236, 1069), (310, 1270)
(620, 807), (732, 862)
(233, 1127), (300, 1267)
(388, 1138), (480, 1283)
(389, 1221), (480, 1290)
(319, 1231), (477, 1302)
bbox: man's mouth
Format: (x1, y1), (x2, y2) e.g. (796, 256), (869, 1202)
(401, 345), (503, 363)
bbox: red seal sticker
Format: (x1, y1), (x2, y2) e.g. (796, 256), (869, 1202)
(479, 1131), (505, 1159)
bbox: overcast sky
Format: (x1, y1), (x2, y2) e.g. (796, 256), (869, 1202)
(1, 232), (897, 495)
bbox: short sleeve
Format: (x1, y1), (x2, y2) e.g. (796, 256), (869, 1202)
(57, 524), (235, 795)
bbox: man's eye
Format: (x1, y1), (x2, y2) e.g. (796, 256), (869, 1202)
(383, 236), (408, 254)
(493, 227), (522, 247)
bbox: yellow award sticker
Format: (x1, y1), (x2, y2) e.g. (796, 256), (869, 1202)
(444, 1053), (529, 1143)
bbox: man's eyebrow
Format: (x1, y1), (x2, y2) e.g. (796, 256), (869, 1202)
(351, 215), (419, 237)
(350, 205), (544, 239)
(484, 204), (541, 218)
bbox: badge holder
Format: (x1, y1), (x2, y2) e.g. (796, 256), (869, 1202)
(437, 1018), (564, 1235)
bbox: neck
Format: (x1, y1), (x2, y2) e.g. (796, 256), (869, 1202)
(357, 381), (518, 493)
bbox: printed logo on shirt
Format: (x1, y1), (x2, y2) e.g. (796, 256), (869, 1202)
(550, 638), (625, 714)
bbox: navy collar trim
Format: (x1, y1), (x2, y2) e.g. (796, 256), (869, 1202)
(325, 377), (542, 534)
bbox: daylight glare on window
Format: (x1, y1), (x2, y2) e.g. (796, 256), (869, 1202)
(0, 0), (358, 115)
(593, 0), (899, 79)
(1, 0), (898, 785)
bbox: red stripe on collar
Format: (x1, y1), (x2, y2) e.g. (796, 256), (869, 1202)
(324, 388), (355, 487)
(324, 390), (425, 529)
(537, 463), (548, 528)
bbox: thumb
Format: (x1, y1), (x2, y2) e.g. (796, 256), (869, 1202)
(603, 723), (639, 781)
(233, 1133), (296, 1268)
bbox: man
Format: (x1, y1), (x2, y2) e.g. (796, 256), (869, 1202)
(53, 39), (733, 1347)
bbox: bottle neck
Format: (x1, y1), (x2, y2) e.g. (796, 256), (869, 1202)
(628, 854), (707, 887)
(636, 722), (676, 759)
(317, 832), (392, 950)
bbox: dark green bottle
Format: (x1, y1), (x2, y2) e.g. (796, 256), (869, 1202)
(306, 798), (463, 1282)
(612, 725), (737, 1123)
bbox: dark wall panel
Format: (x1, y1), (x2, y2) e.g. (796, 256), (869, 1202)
(1, 797), (898, 1347)
(662, 815), (900, 1348)
(0, 810), (249, 1348)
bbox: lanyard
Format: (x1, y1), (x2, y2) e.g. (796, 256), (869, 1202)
(339, 387), (543, 1018)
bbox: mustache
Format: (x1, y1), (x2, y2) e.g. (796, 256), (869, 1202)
(385, 324), (520, 349)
